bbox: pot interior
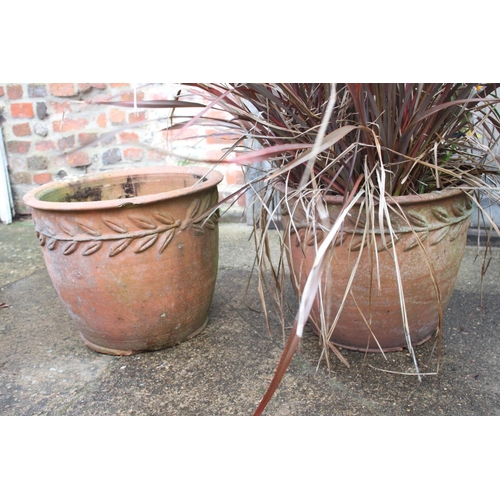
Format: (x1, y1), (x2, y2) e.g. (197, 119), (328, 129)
(38, 171), (209, 203)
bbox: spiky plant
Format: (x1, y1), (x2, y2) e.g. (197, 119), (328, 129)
(182, 84), (500, 414)
(190, 84), (499, 195)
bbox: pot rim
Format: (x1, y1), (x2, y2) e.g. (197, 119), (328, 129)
(274, 181), (470, 206)
(23, 166), (224, 212)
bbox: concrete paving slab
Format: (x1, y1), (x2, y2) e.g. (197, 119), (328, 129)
(1, 220), (500, 415)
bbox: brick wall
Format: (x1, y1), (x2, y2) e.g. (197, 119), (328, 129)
(0, 83), (247, 217)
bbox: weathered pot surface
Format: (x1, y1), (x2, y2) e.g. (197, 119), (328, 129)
(278, 183), (473, 352)
(24, 166), (223, 355)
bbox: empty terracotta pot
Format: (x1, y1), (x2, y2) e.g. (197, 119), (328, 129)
(24, 166), (223, 355)
(278, 184), (473, 352)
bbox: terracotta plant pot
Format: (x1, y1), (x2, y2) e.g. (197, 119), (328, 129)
(278, 184), (473, 352)
(24, 166), (223, 355)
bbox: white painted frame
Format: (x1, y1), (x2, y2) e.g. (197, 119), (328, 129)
(0, 125), (14, 224)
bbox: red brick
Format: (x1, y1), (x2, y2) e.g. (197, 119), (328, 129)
(33, 173), (53, 185)
(78, 133), (98, 146)
(77, 83), (92, 92)
(120, 91), (145, 102)
(53, 118), (88, 132)
(10, 103), (34, 119)
(6, 141), (31, 154)
(150, 91), (173, 100)
(66, 151), (91, 167)
(109, 107), (126, 125)
(90, 93), (112, 103)
(226, 167), (245, 185)
(109, 83), (129, 88)
(0, 86), (4, 97)
(129, 111), (147, 124)
(12, 123), (31, 137)
(163, 126), (199, 142)
(206, 128), (239, 145)
(7, 84), (23, 100)
(124, 148), (143, 161)
(96, 113), (107, 128)
(204, 109), (233, 121)
(77, 83), (107, 92)
(52, 101), (71, 114)
(119, 131), (139, 142)
(49, 83), (77, 97)
(35, 140), (56, 152)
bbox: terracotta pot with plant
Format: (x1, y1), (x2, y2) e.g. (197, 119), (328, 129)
(188, 83), (500, 414)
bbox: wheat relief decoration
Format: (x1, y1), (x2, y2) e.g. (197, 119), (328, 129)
(34, 196), (218, 257)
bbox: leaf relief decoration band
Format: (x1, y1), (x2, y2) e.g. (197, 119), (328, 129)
(35, 195), (219, 257)
(286, 197), (473, 252)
